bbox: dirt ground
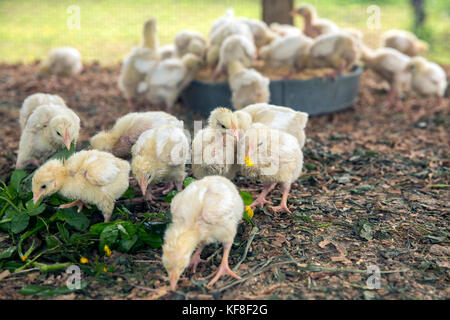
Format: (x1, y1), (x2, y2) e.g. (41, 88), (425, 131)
(0, 62), (448, 300)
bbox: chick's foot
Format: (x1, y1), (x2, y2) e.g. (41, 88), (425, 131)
(189, 246), (206, 273)
(207, 244), (240, 287)
(60, 200), (91, 213)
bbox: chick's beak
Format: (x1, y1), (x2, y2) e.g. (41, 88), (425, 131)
(289, 9), (298, 16)
(33, 192), (41, 204)
(64, 130), (72, 150)
(169, 272), (179, 291)
(138, 177), (148, 196)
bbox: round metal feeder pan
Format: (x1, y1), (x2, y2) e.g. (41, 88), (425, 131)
(181, 66), (363, 117)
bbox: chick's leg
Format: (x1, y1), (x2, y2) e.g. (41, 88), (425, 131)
(189, 245), (206, 273)
(59, 200), (92, 213)
(207, 243), (241, 287)
(250, 182), (277, 209)
(271, 182), (292, 214)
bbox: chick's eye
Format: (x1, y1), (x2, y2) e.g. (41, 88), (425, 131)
(56, 131), (61, 136)
(41, 185), (46, 189)
(258, 142), (263, 147)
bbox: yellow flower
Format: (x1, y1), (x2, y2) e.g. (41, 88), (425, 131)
(245, 206), (254, 219)
(80, 257), (89, 264)
(245, 154), (254, 167)
(104, 244), (112, 257)
(103, 267), (107, 272)
(21, 255), (28, 262)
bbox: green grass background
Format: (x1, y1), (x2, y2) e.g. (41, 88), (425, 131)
(0, 0), (448, 65)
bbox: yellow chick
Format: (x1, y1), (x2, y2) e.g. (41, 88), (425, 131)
(20, 93), (66, 130)
(227, 60), (270, 110)
(237, 17), (276, 48)
(39, 47), (82, 77)
(118, 18), (160, 105)
(269, 23), (303, 37)
(207, 107), (243, 140)
(381, 29), (429, 57)
(191, 127), (238, 180)
(174, 30), (207, 59)
(361, 46), (411, 107)
(90, 111), (182, 159)
(238, 103), (309, 148)
(239, 123), (303, 213)
(16, 103), (80, 169)
(306, 31), (360, 79)
(260, 34), (313, 76)
(215, 34), (256, 78)
(207, 19), (253, 68)
(131, 124), (189, 201)
(32, 150), (130, 222)
(404, 56), (447, 117)
(405, 56), (447, 99)
(158, 44), (176, 60)
(162, 175), (243, 290)
(291, 3), (339, 38)
(145, 53), (203, 111)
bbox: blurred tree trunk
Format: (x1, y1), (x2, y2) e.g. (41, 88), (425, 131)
(410, 0), (426, 31)
(262, 0), (293, 25)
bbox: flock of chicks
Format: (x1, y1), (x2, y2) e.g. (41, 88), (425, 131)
(18, 90), (307, 290)
(20, 4), (447, 291)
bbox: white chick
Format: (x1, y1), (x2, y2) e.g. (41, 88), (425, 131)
(191, 126), (238, 180)
(207, 107), (241, 140)
(159, 44), (177, 60)
(260, 33), (313, 75)
(162, 175), (243, 290)
(405, 56), (447, 99)
(20, 93), (66, 130)
(238, 103), (309, 149)
(207, 19), (253, 67)
(239, 123), (303, 213)
(237, 17), (276, 48)
(291, 3), (339, 38)
(381, 29), (429, 57)
(145, 53), (203, 111)
(32, 150), (130, 222)
(361, 46), (411, 107)
(227, 60), (270, 110)
(305, 31), (360, 79)
(16, 103), (80, 169)
(269, 23), (303, 37)
(131, 124), (189, 201)
(215, 34), (256, 78)
(405, 56), (447, 119)
(209, 7), (235, 38)
(39, 47), (82, 77)
(90, 111), (182, 159)
(174, 30), (207, 59)
(118, 18), (160, 103)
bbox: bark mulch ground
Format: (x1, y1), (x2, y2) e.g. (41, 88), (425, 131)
(0, 62), (448, 300)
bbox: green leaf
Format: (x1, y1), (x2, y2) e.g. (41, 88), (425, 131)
(49, 141), (76, 162)
(163, 190), (179, 203)
(25, 200), (45, 216)
(358, 220), (373, 241)
(137, 228), (163, 248)
(10, 170), (27, 193)
(121, 187), (135, 199)
(0, 246), (17, 260)
(183, 177), (196, 187)
(119, 234), (138, 252)
(240, 191), (253, 206)
(57, 222), (70, 244)
(11, 211), (30, 234)
(45, 235), (61, 249)
(99, 225), (119, 252)
(57, 208), (90, 231)
(89, 222), (115, 236)
(19, 284), (85, 297)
